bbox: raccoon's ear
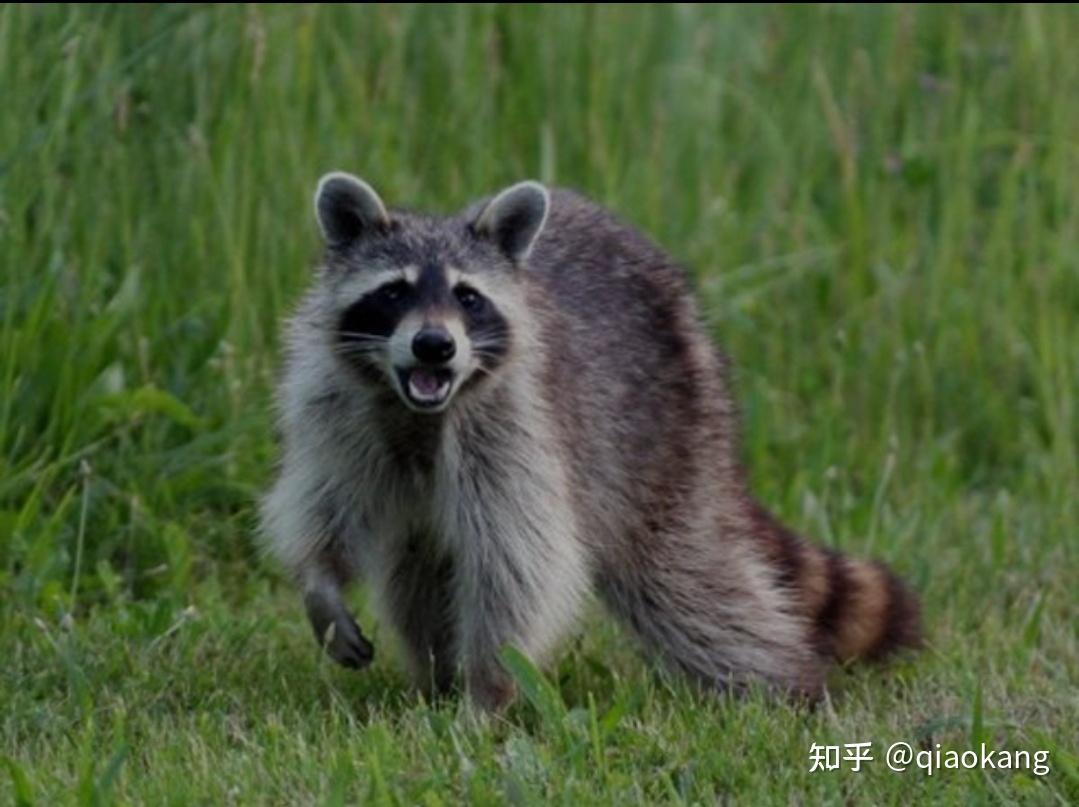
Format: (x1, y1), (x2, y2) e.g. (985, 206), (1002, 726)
(314, 172), (390, 248)
(472, 181), (549, 262)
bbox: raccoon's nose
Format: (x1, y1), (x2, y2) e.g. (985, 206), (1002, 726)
(412, 327), (456, 364)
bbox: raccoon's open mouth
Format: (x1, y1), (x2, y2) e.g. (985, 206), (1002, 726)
(396, 366), (454, 409)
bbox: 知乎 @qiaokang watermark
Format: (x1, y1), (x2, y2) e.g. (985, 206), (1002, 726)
(809, 741), (1051, 776)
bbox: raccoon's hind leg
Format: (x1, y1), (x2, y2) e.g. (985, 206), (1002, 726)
(379, 533), (457, 697)
(597, 535), (826, 698)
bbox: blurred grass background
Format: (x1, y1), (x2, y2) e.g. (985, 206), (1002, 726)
(1, 4), (1076, 803)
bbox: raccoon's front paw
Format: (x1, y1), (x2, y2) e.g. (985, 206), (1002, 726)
(325, 612), (375, 670)
(305, 591), (375, 670)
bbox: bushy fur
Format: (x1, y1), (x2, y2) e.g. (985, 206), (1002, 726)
(260, 175), (921, 709)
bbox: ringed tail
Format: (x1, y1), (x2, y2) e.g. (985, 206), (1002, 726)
(751, 502), (923, 662)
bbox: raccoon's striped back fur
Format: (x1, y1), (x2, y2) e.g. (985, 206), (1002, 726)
(260, 174), (921, 709)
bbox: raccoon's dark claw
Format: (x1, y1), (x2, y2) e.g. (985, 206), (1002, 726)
(305, 590), (375, 670)
(329, 613), (375, 669)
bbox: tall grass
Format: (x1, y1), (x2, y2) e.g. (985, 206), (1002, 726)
(1, 5), (1076, 802)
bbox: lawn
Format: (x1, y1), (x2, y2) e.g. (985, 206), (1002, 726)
(1, 4), (1076, 803)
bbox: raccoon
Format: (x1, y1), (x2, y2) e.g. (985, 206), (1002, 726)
(259, 173), (921, 710)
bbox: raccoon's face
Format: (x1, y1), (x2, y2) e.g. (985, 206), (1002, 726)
(313, 173), (548, 414)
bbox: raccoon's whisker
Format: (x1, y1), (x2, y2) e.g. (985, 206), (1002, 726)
(336, 331), (390, 342)
(333, 339), (385, 351)
(471, 337), (510, 351)
(332, 344), (384, 359)
(471, 328), (510, 341)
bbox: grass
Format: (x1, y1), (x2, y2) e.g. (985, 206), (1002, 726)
(1, 4), (1077, 803)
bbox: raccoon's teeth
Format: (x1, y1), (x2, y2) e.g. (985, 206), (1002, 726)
(407, 368), (450, 403)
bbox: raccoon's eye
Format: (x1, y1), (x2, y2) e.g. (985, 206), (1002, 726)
(376, 281), (410, 303)
(454, 285), (484, 312)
